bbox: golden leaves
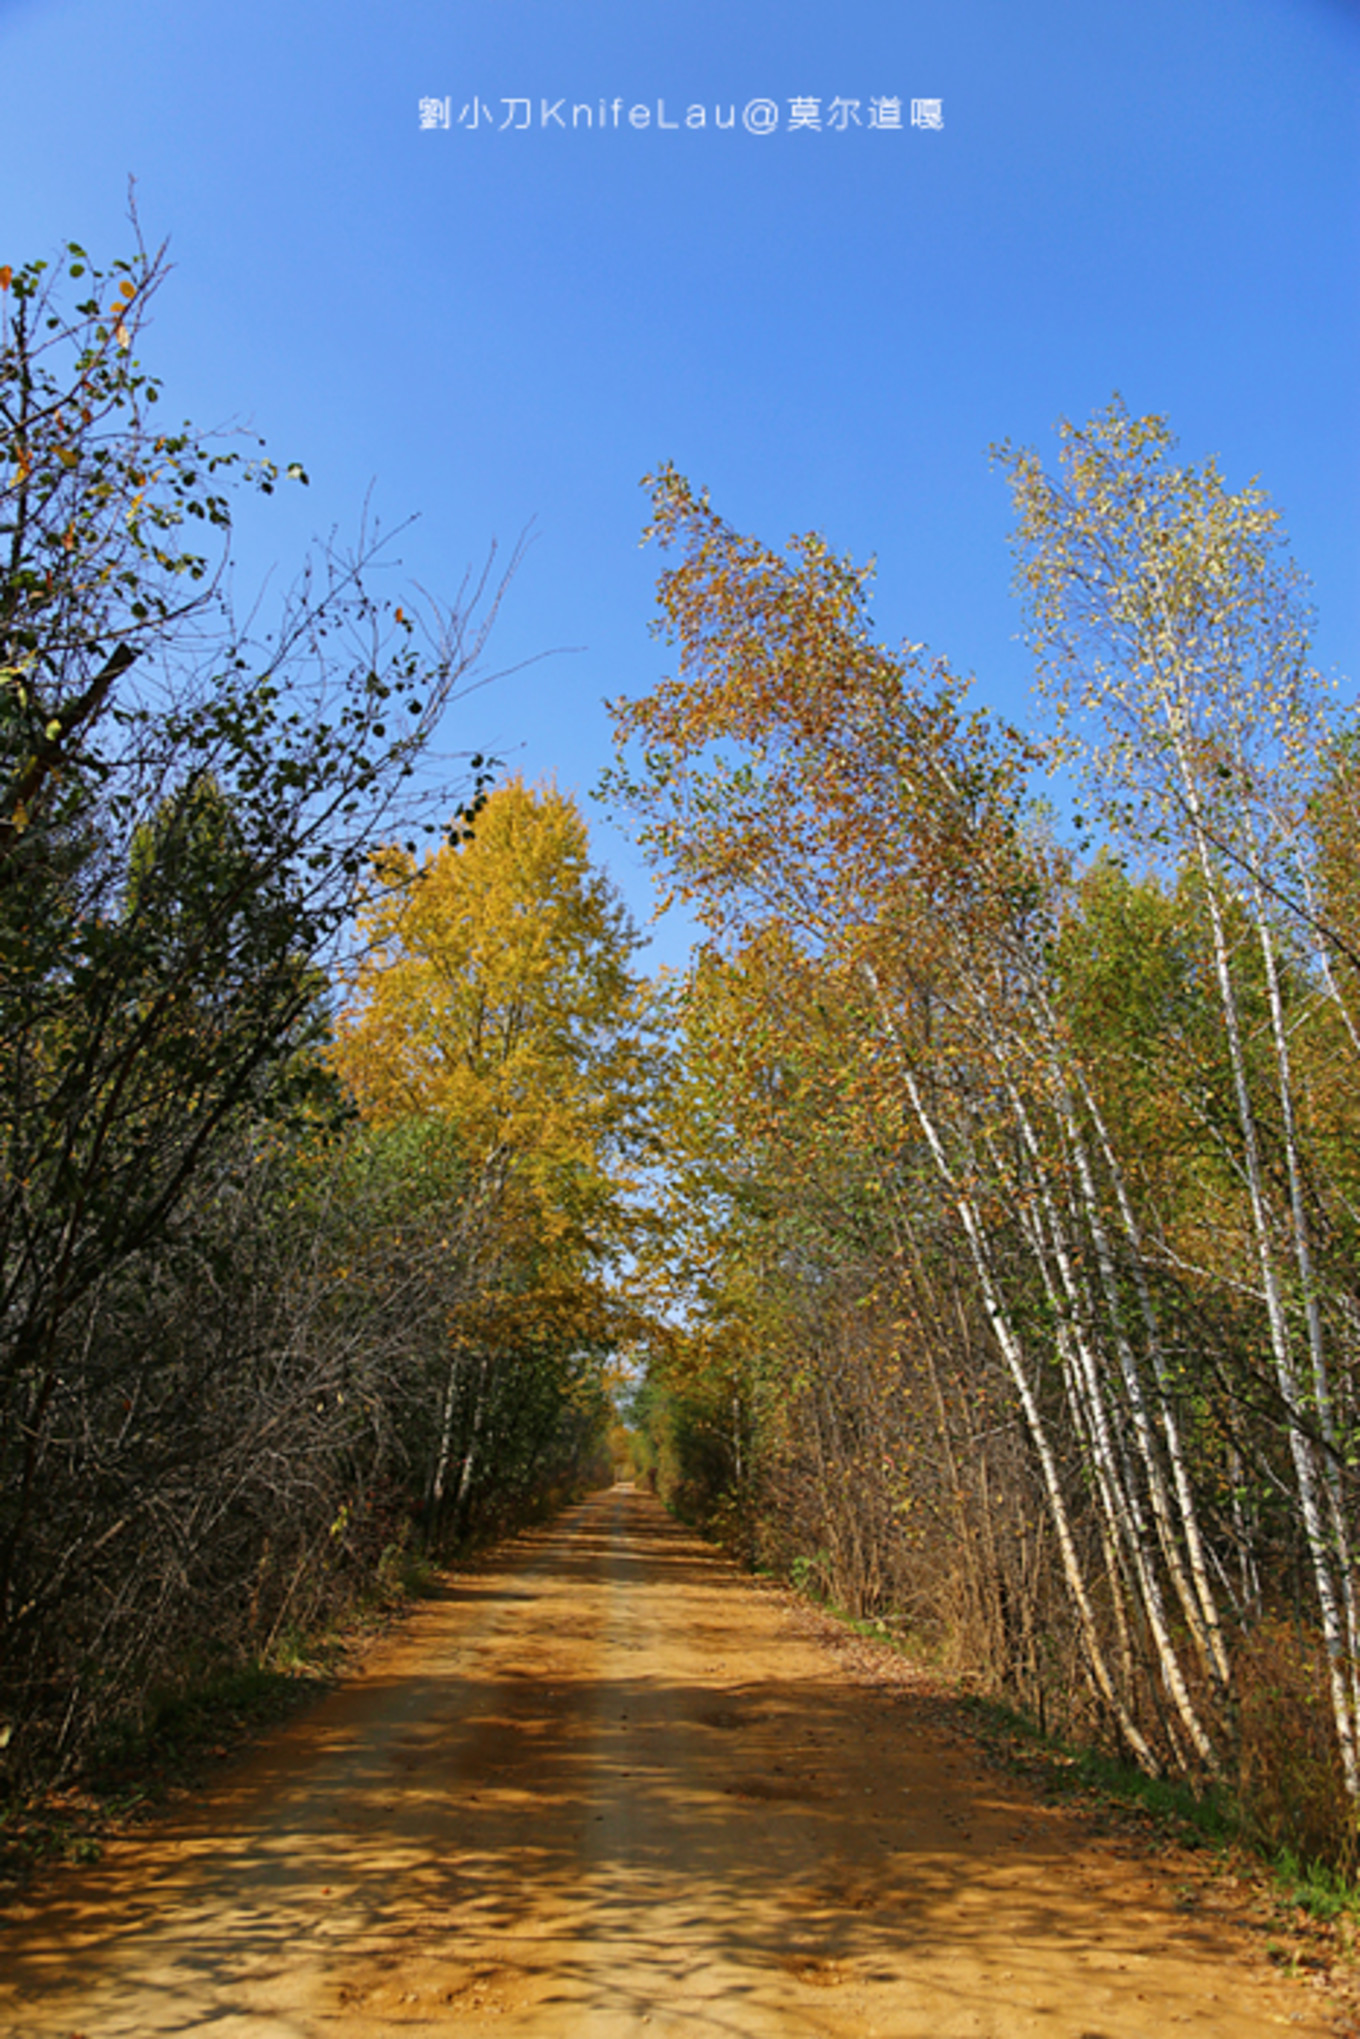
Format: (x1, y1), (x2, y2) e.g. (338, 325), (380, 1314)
(333, 775), (642, 1198)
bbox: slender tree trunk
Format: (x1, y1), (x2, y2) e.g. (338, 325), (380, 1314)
(863, 961), (1158, 1768)
(1176, 749), (1359, 1802)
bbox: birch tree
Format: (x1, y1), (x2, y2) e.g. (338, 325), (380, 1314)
(607, 466), (1230, 1769)
(999, 399), (1360, 1805)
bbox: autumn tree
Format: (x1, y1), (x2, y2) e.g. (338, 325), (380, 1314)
(999, 400), (1360, 1805)
(606, 461), (1264, 1781)
(605, 423), (1360, 1852)
(0, 233), (509, 1778)
(331, 777), (651, 1535)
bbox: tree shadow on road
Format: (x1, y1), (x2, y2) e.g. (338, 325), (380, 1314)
(0, 1493), (1293, 2038)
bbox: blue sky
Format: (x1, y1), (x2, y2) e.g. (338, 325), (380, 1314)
(2, 0), (1356, 965)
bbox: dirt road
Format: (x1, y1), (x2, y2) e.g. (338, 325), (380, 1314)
(0, 1488), (1335, 2036)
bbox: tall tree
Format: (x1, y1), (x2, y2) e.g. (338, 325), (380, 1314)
(331, 777), (650, 1531)
(999, 399), (1360, 1802)
(606, 463), (1241, 1774)
(0, 232), (509, 1765)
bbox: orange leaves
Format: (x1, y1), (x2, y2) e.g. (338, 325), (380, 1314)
(610, 472), (1070, 1347)
(610, 469), (1037, 998)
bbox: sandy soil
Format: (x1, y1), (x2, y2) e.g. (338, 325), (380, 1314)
(0, 1487), (1343, 2037)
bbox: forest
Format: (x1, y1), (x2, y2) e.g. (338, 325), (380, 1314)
(3, 240), (1359, 1876)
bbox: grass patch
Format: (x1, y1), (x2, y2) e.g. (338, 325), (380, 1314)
(834, 1607), (942, 1662)
(950, 1687), (1360, 1945)
(1273, 1848), (1360, 1924)
(781, 1562), (943, 1668)
(372, 1528), (443, 1604)
(951, 1689), (1237, 1846)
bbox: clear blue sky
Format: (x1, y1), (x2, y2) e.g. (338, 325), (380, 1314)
(3, 0), (1356, 964)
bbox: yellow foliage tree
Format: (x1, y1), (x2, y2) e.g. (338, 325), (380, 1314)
(331, 778), (650, 1524)
(335, 776), (644, 1226)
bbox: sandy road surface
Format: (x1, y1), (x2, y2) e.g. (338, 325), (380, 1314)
(0, 1488), (1334, 2038)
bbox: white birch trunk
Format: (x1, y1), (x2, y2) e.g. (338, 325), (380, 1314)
(1063, 1050), (1231, 1688)
(862, 963), (1159, 1768)
(1174, 742), (1359, 1803)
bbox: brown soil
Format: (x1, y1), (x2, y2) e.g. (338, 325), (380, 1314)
(0, 1488), (1348, 2036)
